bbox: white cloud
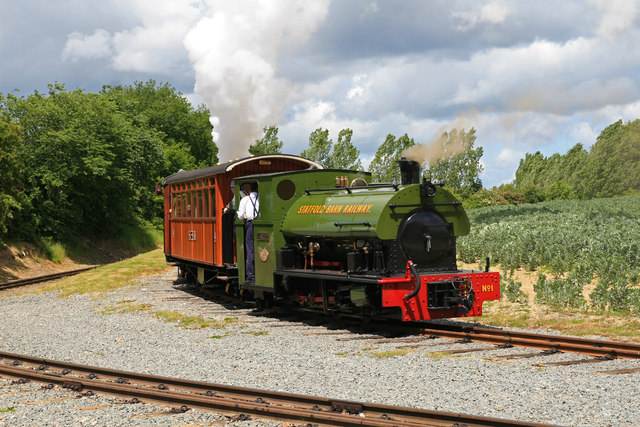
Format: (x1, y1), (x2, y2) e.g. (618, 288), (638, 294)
(569, 121), (598, 146)
(346, 74), (369, 100)
(589, 0), (640, 41)
(61, 29), (112, 62)
(111, 0), (200, 72)
(452, 0), (512, 31)
(111, 19), (191, 72)
(496, 147), (525, 165)
(60, 0), (200, 72)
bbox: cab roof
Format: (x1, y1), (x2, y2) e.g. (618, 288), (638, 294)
(162, 154), (323, 185)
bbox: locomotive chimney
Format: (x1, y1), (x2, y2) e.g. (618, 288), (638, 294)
(397, 157), (420, 185)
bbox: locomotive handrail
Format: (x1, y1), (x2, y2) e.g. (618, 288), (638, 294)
(389, 201), (462, 209)
(304, 183), (399, 195)
(358, 183), (399, 190)
(334, 221), (371, 227)
(305, 187), (351, 194)
(404, 262), (421, 301)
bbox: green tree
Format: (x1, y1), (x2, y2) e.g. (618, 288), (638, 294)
(514, 151), (547, 189)
(328, 129), (362, 170)
(7, 84), (165, 239)
(514, 143), (588, 199)
(301, 128), (332, 166)
(586, 119), (640, 198)
(102, 80), (217, 175)
(515, 120), (640, 201)
(0, 115), (23, 239)
(369, 134), (416, 182)
(249, 126), (283, 155)
(429, 128), (483, 198)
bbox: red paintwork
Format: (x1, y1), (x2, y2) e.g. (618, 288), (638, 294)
(170, 219), (214, 264)
(379, 264), (500, 321)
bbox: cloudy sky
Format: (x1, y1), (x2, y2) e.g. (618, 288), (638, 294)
(2, 0), (640, 187)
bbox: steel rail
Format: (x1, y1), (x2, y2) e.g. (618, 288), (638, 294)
(0, 352), (552, 427)
(0, 266), (96, 291)
(404, 325), (640, 359)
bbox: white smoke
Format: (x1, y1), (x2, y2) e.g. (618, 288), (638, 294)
(184, 1), (330, 164)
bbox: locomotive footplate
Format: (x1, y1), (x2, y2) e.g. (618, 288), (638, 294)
(379, 266), (500, 321)
(274, 268), (382, 284)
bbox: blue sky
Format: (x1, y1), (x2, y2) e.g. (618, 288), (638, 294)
(2, 0), (640, 187)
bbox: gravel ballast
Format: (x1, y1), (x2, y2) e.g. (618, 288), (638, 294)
(1, 269), (639, 426)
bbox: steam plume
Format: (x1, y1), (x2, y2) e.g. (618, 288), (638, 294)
(402, 114), (477, 167)
(184, 1), (330, 164)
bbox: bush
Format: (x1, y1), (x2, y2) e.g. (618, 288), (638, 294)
(533, 272), (586, 309)
(503, 277), (528, 304)
(36, 237), (67, 262)
(590, 277), (640, 313)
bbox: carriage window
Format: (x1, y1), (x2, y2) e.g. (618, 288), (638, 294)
(169, 179), (219, 218)
(171, 194), (178, 218)
(193, 191), (198, 217)
(209, 188), (216, 217)
(203, 190), (209, 217)
(174, 193), (179, 217)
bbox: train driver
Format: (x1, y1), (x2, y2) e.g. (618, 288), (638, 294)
(237, 182), (259, 283)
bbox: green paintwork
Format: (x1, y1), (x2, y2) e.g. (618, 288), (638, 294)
(234, 169), (371, 289)
(281, 184), (470, 239)
(234, 168), (468, 293)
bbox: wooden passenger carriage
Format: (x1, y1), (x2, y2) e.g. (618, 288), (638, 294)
(161, 154), (322, 284)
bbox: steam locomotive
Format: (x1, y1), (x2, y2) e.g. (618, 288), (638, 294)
(162, 154), (499, 321)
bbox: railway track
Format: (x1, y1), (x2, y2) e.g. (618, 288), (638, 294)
(0, 351), (551, 427)
(0, 267), (96, 291)
(401, 323), (640, 360)
(193, 282), (640, 361)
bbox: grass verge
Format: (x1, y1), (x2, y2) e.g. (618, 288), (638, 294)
(97, 301), (153, 314)
(16, 248), (170, 298)
(369, 348), (414, 358)
(153, 311), (239, 330)
(479, 302), (640, 340)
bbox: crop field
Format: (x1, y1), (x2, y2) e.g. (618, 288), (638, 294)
(458, 195), (640, 313)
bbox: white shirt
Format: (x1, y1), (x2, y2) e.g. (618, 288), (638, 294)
(237, 191), (259, 221)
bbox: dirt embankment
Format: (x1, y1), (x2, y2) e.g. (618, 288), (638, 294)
(0, 244), (91, 282)
(0, 240), (147, 282)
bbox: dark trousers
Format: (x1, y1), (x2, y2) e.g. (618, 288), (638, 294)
(245, 221), (254, 282)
